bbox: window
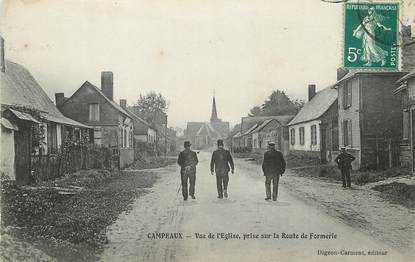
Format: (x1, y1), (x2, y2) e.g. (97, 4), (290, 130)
(311, 125), (317, 145)
(89, 103), (100, 121)
(299, 127), (305, 145)
(94, 127), (102, 145)
(343, 120), (352, 146)
(343, 81), (352, 109)
(124, 129), (127, 148)
(47, 123), (58, 153)
(290, 128), (295, 145)
(120, 127), (123, 147)
(403, 110), (410, 141)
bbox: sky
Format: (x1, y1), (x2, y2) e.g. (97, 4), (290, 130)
(0, 0), (413, 128)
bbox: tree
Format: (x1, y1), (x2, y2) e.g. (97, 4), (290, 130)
(248, 90), (303, 116)
(132, 92), (169, 122)
(248, 106), (262, 117)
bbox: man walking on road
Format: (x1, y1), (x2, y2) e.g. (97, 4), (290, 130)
(177, 141), (199, 200)
(262, 142), (286, 201)
(335, 147), (355, 189)
(210, 139), (234, 199)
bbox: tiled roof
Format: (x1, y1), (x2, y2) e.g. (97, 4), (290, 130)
(288, 86), (337, 126)
(397, 69), (415, 83)
(64, 81), (132, 118)
(0, 60), (90, 128)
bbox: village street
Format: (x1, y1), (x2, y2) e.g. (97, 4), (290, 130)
(100, 152), (408, 262)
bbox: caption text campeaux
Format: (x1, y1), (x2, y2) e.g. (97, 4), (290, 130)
(147, 232), (337, 240)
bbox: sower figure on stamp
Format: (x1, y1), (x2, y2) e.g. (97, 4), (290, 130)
(210, 139), (234, 199)
(177, 141), (199, 200)
(262, 142), (286, 201)
(335, 147), (355, 189)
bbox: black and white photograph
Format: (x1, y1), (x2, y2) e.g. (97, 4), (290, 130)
(0, 0), (414, 261)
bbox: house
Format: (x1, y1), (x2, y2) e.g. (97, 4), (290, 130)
(288, 84), (338, 164)
(122, 101), (157, 145)
(394, 70), (415, 172)
(185, 96), (230, 149)
(251, 116), (293, 155)
(335, 71), (407, 170)
(0, 38), (91, 184)
(57, 72), (134, 168)
(238, 115), (293, 152)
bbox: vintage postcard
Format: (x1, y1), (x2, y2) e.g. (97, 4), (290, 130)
(0, 0), (414, 261)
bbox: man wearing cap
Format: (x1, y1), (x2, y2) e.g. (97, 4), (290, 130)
(262, 142), (286, 201)
(177, 141), (199, 200)
(335, 147), (355, 188)
(210, 139), (234, 199)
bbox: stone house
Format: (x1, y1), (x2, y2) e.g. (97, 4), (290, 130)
(251, 117), (293, 155)
(335, 71), (406, 170)
(57, 72), (134, 168)
(235, 115), (293, 153)
(288, 84), (338, 163)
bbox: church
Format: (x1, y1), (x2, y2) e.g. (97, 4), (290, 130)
(185, 96), (230, 149)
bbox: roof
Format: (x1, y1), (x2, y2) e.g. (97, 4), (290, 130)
(251, 119), (274, 133)
(335, 70), (408, 86)
(9, 108), (40, 123)
(233, 131), (242, 138)
(241, 115), (294, 134)
(124, 107), (155, 133)
(0, 60), (90, 128)
(288, 86), (337, 126)
(186, 122), (204, 137)
(397, 69), (415, 83)
(1, 118), (19, 131)
(242, 123), (259, 136)
(63, 81), (132, 118)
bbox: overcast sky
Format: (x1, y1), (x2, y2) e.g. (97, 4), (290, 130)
(1, 0), (414, 128)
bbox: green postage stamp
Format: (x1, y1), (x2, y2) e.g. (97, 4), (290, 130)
(344, 2), (399, 70)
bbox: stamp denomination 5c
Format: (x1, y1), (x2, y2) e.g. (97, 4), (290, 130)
(344, 2), (399, 70)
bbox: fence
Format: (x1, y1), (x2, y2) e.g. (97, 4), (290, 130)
(31, 144), (120, 182)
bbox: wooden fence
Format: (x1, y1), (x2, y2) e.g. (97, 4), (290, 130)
(30, 145), (120, 182)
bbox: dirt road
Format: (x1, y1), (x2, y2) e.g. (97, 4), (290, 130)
(100, 152), (409, 262)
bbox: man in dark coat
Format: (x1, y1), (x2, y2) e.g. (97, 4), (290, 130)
(262, 142), (286, 201)
(335, 147), (355, 188)
(210, 139), (234, 199)
(177, 141), (199, 200)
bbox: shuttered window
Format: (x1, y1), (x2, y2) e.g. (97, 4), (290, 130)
(89, 103), (100, 121)
(343, 81), (352, 109)
(311, 125), (317, 145)
(290, 128), (295, 145)
(299, 127), (305, 145)
(343, 120), (352, 146)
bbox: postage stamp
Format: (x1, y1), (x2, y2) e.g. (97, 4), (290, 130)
(343, 2), (399, 70)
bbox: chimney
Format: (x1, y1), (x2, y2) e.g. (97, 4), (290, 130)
(101, 71), (113, 100)
(337, 67), (349, 81)
(308, 84), (316, 101)
(119, 99), (127, 109)
(55, 93), (65, 109)
(1, 36), (5, 73)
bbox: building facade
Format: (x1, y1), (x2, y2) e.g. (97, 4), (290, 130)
(1, 57), (91, 184)
(57, 72), (134, 168)
(336, 72), (406, 170)
(288, 85), (338, 163)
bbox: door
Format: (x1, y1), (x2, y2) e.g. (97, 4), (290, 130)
(14, 127), (31, 185)
(320, 126), (327, 164)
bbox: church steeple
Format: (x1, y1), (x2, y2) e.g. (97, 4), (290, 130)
(210, 95), (219, 122)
